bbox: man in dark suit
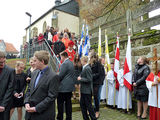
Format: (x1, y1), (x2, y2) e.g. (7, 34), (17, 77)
(77, 56), (97, 120)
(0, 51), (14, 120)
(57, 51), (75, 120)
(24, 50), (59, 120)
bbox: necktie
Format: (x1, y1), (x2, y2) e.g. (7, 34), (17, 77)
(34, 71), (43, 88)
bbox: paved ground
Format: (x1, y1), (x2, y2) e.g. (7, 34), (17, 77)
(11, 107), (149, 120)
(72, 107), (149, 120)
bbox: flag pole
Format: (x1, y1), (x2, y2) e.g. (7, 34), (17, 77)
(105, 29), (108, 103)
(98, 26), (101, 57)
(113, 32), (119, 108)
(127, 28), (131, 112)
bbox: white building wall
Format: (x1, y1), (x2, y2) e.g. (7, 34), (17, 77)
(55, 10), (79, 35)
(26, 9), (79, 42)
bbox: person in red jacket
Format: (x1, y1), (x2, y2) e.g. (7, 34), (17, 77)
(38, 33), (44, 45)
(65, 41), (76, 62)
(62, 32), (70, 49)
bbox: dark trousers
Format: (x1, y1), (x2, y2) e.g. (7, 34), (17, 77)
(0, 110), (10, 120)
(57, 92), (72, 120)
(93, 84), (100, 112)
(80, 93), (97, 120)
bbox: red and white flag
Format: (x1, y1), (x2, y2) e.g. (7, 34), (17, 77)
(123, 32), (133, 91)
(114, 34), (120, 90)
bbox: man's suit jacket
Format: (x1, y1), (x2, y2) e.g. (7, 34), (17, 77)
(24, 67), (59, 120)
(0, 65), (14, 110)
(79, 65), (93, 94)
(58, 58), (75, 92)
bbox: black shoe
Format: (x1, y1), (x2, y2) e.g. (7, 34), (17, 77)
(141, 117), (147, 119)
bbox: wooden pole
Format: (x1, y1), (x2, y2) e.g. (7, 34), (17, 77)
(113, 82), (116, 107)
(127, 89), (129, 111)
(154, 48), (159, 120)
(126, 28), (131, 112)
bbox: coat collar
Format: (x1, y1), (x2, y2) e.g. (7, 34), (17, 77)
(30, 67), (50, 95)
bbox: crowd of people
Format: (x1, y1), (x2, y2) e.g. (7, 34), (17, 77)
(24, 27), (79, 59)
(0, 27), (160, 120)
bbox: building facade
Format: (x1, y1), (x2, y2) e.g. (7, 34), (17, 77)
(24, 0), (79, 43)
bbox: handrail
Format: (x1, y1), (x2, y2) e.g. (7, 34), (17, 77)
(44, 39), (61, 65)
(25, 38), (61, 72)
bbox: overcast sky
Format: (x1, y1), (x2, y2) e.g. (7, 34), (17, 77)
(0, 0), (160, 51)
(0, 0), (56, 51)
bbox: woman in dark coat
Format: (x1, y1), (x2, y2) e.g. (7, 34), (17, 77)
(10, 61), (27, 120)
(89, 53), (102, 118)
(133, 56), (150, 119)
(73, 54), (82, 100)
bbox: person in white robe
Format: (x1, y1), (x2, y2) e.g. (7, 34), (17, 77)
(107, 63), (115, 106)
(100, 77), (106, 100)
(146, 72), (160, 120)
(117, 62), (132, 111)
(100, 63), (107, 101)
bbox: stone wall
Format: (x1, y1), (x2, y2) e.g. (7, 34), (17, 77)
(91, 29), (160, 70)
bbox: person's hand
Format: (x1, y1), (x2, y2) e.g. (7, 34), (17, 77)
(14, 93), (19, 98)
(133, 83), (137, 87)
(25, 104), (30, 111)
(19, 92), (23, 97)
(69, 56), (72, 59)
(26, 77), (31, 82)
(77, 76), (81, 81)
(27, 107), (36, 113)
(0, 106), (5, 112)
(152, 81), (158, 86)
(155, 76), (160, 83)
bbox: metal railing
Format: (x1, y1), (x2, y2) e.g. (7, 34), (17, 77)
(25, 39), (60, 72)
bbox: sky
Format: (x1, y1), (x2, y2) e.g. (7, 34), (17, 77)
(0, 0), (56, 51)
(0, 0), (160, 52)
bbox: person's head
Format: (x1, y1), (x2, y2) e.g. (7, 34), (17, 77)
(0, 51), (6, 68)
(120, 60), (124, 69)
(89, 53), (98, 66)
(15, 61), (25, 73)
(29, 57), (36, 68)
(82, 40), (85, 45)
(110, 62), (114, 70)
(64, 28), (69, 33)
(60, 51), (68, 62)
(137, 56), (149, 65)
(71, 32), (75, 38)
(63, 32), (69, 39)
(74, 53), (80, 63)
(59, 35), (63, 41)
(81, 56), (88, 66)
(68, 41), (74, 50)
(99, 57), (105, 65)
(33, 50), (49, 70)
(46, 26), (50, 32)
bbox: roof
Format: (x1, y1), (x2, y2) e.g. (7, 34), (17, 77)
(5, 42), (19, 54)
(25, 0), (79, 30)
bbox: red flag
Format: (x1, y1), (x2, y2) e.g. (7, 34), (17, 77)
(123, 33), (133, 91)
(114, 35), (120, 90)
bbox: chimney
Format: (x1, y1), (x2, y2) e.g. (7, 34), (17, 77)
(55, 0), (61, 6)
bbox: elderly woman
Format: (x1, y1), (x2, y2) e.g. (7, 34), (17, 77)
(133, 56), (150, 119)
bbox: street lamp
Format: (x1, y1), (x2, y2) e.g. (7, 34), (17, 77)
(25, 12), (32, 63)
